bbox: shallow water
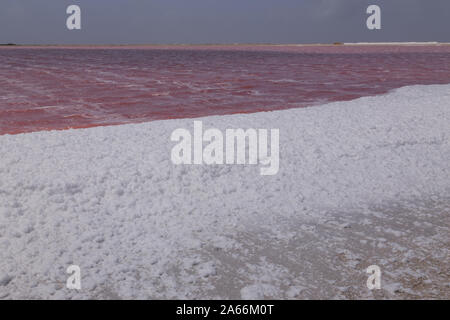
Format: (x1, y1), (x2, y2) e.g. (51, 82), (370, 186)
(1, 45), (450, 135)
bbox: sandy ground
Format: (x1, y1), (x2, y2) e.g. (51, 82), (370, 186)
(187, 197), (450, 300)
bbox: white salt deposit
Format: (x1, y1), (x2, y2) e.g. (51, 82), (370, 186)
(0, 84), (449, 299)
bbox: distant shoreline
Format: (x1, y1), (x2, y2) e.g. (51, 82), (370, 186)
(1, 42), (449, 47)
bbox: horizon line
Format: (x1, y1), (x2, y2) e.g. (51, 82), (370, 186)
(1, 41), (449, 47)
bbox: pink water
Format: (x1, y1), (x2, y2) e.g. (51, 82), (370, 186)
(1, 45), (450, 135)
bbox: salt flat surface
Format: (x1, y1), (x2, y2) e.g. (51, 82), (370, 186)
(0, 84), (449, 299)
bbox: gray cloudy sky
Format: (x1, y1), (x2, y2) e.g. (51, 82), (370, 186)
(1, 0), (449, 44)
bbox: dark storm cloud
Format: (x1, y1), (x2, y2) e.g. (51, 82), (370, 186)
(0, 0), (449, 44)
